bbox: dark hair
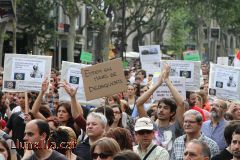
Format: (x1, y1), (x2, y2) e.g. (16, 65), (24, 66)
(113, 150), (141, 160)
(95, 107), (114, 126)
(136, 69), (146, 78)
(158, 98), (177, 113)
(105, 127), (133, 150)
(47, 116), (60, 128)
(56, 102), (74, 126)
(224, 121), (240, 145)
(233, 126), (240, 136)
(34, 119), (50, 140)
(0, 140), (11, 160)
(186, 91), (195, 99)
(110, 104), (123, 127)
(49, 128), (69, 155)
(39, 105), (51, 118)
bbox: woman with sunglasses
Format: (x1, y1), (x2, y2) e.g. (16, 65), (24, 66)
(91, 137), (121, 160)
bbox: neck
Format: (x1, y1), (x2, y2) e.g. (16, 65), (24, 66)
(211, 117), (223, 126)
(89, 134), (103, 145)
(111, 121), (119, 128)
(186, 132), (201, 143)
(66, 151), (76, 160)
(34, 149), (52, 159)
(156, 119), (170, 128)
(140, 142), (151, 152)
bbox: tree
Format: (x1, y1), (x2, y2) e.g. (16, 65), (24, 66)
(167, 8), (191, 57)
(17, 0), (56, 54)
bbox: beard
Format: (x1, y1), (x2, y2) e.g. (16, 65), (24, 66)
(211, 110), (220, 119)
(232, 151), (240, 159)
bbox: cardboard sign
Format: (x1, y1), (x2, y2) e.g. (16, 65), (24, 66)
(81, 59), (128, 100)
(153, 77), (186, 100)
(183, 50), (201, 61)
(3, 54), (52, 92)
(80, 51), (92, 62)
(209, 63), (240, 100)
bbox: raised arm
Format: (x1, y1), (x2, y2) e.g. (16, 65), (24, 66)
(60, 81), (83, 119)
(164, 64), (185, 126)
(30, 78), (48, 120)
(136, 67), (166, 117)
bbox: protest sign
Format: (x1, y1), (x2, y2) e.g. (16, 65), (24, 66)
(81, 58), (128, 100)
(59, 61), (101, 105)
(80, 51), (92, 63)
(3, 54), (52, 92)
(217, 57), (229, 66)
(153, 77), (186, 100)
(209, 63), (240, 100)
(183, 50), (201, 61)
(160, 60), (201, 91)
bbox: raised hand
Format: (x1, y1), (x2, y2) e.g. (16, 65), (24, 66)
(162, 63), (171, 81)
(41, 78), (49, 93)
(59, 80), (78, 97)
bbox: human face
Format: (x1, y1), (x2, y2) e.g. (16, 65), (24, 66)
(183, 115), (201, 134)
(18, 92), (26, 107)
(135, 130), (154, 149)
(107, 97), (115, 106)
(127, 85), (135, 96)
(112, 107), (121, 123)
(0, 143), (9, 160)
(57, 106), (70, 124)
(195, 96), (203, 108)
(86, 115), (105, 139)
(230, 103), (240, 120)
(24, 121), (46, 149)
(140, 86), (148, 96)
(157, 102), (172, 121)
(188, 93), (197, 107)
(231, 133), (240, 159)
(210, 101), (224, 119)
(92, 145), (113, 160)
(183, 142), (208, 160)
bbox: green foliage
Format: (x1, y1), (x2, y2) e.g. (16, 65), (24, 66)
(167, 8), (191, 55)
(17, 0), (56, 51)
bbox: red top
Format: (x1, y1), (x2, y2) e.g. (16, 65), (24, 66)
(192, 106), (206, 121)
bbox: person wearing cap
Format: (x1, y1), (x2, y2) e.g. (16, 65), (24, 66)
(133, 117), (169, 160)
(201, 99), (229, 151)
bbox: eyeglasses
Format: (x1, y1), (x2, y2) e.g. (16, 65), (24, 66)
(136, 130), (153, 135)
(113, 111), (121, 114)
(92, 152), (112, 159)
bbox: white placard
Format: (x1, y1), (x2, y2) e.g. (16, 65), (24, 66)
(153, 77), (186, 100)
(217, 57), (229, 66)
(59, 61), (101, 105)
(160, 60), (201, 91)
(209, 63), (240, 100)
(139, 45), (161, 62)
(3, 54), (52, 92)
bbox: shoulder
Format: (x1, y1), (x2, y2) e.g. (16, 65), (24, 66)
(174, 135), (185, 143)
(201, 135), (218, 147)
(51, 150), (68, 160)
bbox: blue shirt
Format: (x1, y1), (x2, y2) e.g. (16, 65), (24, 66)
(201, 118), (228, 150)
(131, 103), (151, 118)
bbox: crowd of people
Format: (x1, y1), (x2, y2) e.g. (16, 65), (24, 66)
(0, 62), (239, 160)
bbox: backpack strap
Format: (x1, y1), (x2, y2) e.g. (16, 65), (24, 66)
(143, 144), (157, 160)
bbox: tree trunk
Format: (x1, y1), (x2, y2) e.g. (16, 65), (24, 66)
(67, 16), (77, 62)
(0, 22), (8, 66)
(12, 0), (17, 53)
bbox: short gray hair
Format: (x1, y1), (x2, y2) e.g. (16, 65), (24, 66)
(189, 139), (211, 158)
(183, 109), (203, 123)
(87, 112), (108, 127)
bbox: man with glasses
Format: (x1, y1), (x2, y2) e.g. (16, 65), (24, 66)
(133, 117), (169, 160)
(201, 99), (228, 150)
(171, 110), (219, 160)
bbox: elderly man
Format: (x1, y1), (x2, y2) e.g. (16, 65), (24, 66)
(133, 117), (169, 160)
(74, 112), (107, 160)
(201, 99), (228, 150)
(171, 110), (219, 160)
(183, 139), (211, 160)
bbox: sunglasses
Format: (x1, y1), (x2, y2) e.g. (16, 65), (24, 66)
(136, 130), (153, 135)
(92, 152), (112, 159)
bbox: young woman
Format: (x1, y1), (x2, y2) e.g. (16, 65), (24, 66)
(0, 140), (11, 160)
(91, 137), (121, 160)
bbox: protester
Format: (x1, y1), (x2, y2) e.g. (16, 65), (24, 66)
(230, 126), (240, 160)
(171, 110), (219, 159)
(183, 139), (211, 160)
(0, 140), (11, 160)
(113, 150), (141, 160)
(136, 64), (185, 152)
(133, 117), (169, 160)
(90, 137), (121, 160)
